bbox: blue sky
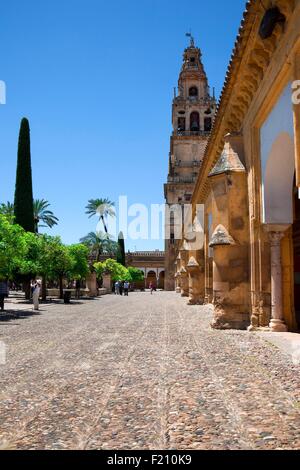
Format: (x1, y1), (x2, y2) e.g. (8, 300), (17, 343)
(0, 0), (246, 251)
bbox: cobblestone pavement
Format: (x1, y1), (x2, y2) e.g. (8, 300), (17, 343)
(0, 292), (300, 450)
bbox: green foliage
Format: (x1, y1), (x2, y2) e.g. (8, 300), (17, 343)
(117, 231), (126, 266)
(38, 236), (72, 280)
(94, 258), (131, 282)
(14, 117), (35, 232)
(0, 214), (90, 285)
(0, 202), (14, 224)
(67, 244), (89, 280)
(80, 231), (118, 261)
(0, 214), (27, 279)
(85, 198), (115, 233)
(127, 267), (144, 282)
(33, 199), (59, 233)
(17, 232), (43, 279)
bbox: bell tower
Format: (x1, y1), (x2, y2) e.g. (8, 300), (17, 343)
(164, 36), (216, 291)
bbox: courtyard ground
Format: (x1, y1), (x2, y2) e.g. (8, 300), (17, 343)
(0, 292), (299, 450)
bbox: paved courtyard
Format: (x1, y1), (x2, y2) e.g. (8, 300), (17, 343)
(0, 292), (300, 450)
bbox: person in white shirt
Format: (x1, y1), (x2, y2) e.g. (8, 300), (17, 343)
(32, 280), (41, 311)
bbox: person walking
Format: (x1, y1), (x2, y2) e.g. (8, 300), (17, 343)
(119, 281), (123, 296)
(0, 280), (8, 311)
(114, 281), (119, 295)
(32, 280), (41, 311)
(124, 281), (129, 296)
(149, 282), (155, 295)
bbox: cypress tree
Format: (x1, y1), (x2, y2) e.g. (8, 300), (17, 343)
(14, 118), (35, 232)
(117, 231), (126, 266)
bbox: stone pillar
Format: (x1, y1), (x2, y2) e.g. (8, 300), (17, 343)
(179, 249), (189, 297)
(268, 231), (288, 332)
(208, 134), (250, 330)
(186, 251), (205, 305)
(86, 272), (98, 297)
(102, 273), (112, 293)
(180, 267), (189, 297)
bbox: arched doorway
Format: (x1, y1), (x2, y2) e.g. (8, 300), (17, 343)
(146, 271), (157, 289)
(158, 271), (165, 289)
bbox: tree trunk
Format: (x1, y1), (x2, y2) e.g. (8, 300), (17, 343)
(59, 276), (64, 299)
(42, 276), (47, 301)
(101, 215), (108, 233)
(23, 279), (31, 300)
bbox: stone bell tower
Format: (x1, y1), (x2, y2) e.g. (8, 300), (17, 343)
(164, 36), (216, 291)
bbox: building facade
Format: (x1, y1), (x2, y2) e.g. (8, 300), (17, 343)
(164, 37), (216, 291)
(175, 0), (300, 332)
(94, 251), (165, 290)
(126, 251), (165, 289)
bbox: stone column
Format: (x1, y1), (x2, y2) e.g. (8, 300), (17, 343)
(86, 272), (98, 297)
(175, 272), (181, 293)
(208, 134), (250, 329)
(186, 256), (205, 305)
(179, 249), (189, 297)
(269, 232), (287, 332)
(180, 267), (189, 297)
(102, 273), (112, 293)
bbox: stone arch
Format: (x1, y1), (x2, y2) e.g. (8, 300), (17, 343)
(190, 112), (200, 132)
(158, 270), (165, 289)
(146, 270), (157, 288)
(189, 86), (198, 98)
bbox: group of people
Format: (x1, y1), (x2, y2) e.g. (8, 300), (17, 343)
(114, 280), (130, 296)
(0, 279), (42, 312)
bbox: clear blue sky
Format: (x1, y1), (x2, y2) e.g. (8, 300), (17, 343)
(0, 0), (246, 251)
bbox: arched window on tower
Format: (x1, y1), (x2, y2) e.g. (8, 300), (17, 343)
(177, 117), (186, 132)
(189, 87), (198, 98)
(190, 112), (200, 132)
(204, 117), (212, 132)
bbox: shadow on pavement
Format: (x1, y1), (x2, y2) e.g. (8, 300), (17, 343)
(0, 310), (42, 322)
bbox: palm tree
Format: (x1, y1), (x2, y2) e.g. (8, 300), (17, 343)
(0, 201), (15, 224)
(33, 199), (59, 233)
(85, 198), (115, 233)
(80, 231), (118, 261)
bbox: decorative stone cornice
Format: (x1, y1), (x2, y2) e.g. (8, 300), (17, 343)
(192, 0), (295, 204)
(209, 225), (236, 247)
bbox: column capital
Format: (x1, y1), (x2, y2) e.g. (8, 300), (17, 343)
(268, 231), (285, 246)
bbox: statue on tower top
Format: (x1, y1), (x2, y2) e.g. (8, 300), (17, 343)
(185, 31), (195, 48)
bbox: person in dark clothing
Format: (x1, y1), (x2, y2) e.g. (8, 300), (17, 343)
(119, 281), (123, 296)
(0, 281), (9, 311)
(124, 281), (129, 296)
